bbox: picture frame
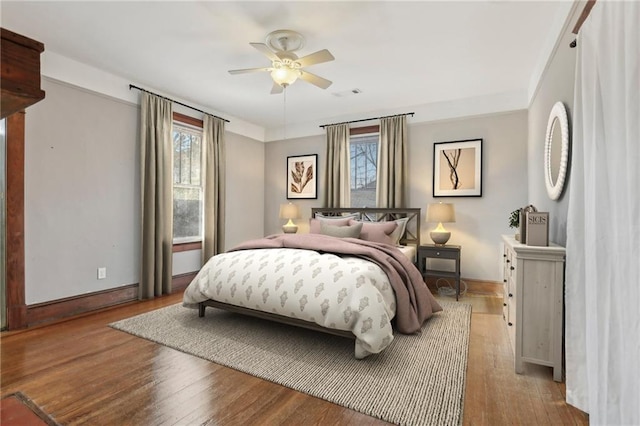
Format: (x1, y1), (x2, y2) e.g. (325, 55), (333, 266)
(433, 138), (483, 197)
(287, 154), (318, 199)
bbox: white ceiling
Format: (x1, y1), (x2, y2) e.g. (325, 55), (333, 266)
(1, 1), (574, 140)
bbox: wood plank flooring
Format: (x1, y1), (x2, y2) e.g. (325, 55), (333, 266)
(0, 293), (588, 425)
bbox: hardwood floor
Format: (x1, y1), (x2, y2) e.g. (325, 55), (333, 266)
(0, 293), (588, 425)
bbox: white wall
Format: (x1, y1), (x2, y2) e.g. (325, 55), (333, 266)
(224, 131), (265, 249)
(263, 135), (326, 236)
(527, 25), (577, 246)
(24, 78), (264, 304)
(409, 111), (529, 281)
(25, 79), (140, 304)
(264, 110), (529, 282)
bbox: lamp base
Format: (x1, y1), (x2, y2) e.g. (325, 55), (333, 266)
(430, 231), (451, 245)
(282, 224), (298, 234)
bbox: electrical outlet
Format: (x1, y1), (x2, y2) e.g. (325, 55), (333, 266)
(97, 267), (107, 280)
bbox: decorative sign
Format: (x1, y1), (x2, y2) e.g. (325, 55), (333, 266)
(526, 212), (549, 246)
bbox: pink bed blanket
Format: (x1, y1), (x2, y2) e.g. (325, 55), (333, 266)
(230, 233), (442, 334)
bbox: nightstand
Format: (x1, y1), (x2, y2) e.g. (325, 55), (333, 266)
(417, 244), (462, 300)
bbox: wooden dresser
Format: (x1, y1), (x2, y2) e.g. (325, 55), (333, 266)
(502, 235), (565, 382)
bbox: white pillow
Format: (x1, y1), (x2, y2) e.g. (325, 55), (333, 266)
(389, 217), (410, 245)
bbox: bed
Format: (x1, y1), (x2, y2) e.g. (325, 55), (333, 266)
(183, 207), (442, 358)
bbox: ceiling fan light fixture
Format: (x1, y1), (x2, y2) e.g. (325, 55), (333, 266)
(271, 65), (300, 87)
(228, 30), (334, 93)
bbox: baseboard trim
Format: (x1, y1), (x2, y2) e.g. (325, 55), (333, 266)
(171, 272), (197, 293)
(26, 284), (139, 327)
(425, 277), (503, 297)
(25, 272), (198, 327)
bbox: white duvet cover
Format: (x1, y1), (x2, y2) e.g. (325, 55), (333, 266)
(183, 247), (396, 358)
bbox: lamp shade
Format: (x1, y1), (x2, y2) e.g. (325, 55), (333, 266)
(279, 203), (299, 234)
(426, 203), (456, 223)
(279, 203), (300, 219)
(271, 66), (300, 87)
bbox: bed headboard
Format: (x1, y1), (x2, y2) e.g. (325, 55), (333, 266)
(311, 207), (421, 247)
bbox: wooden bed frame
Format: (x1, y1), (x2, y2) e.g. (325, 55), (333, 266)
(197, 207), (422, 339)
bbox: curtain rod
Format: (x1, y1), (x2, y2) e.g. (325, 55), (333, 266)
(319, 112), (414, 128)
(570, 0), (597, 48)
(128, 84), (230, 123)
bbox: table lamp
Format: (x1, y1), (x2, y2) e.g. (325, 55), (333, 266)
(279, 202), (300, 233)
(426, 202), (456, 245)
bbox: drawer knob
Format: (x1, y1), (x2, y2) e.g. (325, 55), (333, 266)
(508, 322), (513, 327)
(503, 279), (507, 283)
(510, 266), (515, 271)
(509, 293), (513, 297)
(506, 259), (510, 263)
(436, 252), (440, 256)
(503, 303), (507, 307)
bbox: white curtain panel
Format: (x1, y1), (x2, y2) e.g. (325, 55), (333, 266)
(565, 1), (639, 424)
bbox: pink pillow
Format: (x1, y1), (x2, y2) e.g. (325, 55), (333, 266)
(349, 219), (397, 245)
(309, 217), (352, 233)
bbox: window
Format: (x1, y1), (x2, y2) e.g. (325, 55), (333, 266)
(173, 120), (203, 243)
(350, 129), (379, 208)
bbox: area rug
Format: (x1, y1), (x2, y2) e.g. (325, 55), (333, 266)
(111, 301), (471, 426)
(0, 392), (60, 426)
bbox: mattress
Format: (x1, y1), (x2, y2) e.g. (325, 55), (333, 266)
(396, 245), (416, 263)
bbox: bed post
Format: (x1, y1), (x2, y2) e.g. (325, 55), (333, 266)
(198, 303), (205, 317)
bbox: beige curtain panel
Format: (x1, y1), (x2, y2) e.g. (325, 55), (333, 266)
(139, 92), (173, 299)
(324, 123), (351, 208)
(377, 115), (408, 208)
(202, 114), (226, 264)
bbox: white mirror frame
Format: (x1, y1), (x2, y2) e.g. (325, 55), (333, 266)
(544, 101), (570, 200)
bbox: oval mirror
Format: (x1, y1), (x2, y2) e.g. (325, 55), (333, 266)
(544, 102), (570, 200)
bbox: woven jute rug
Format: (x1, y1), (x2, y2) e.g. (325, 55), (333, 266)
(111, 300), (471, 426)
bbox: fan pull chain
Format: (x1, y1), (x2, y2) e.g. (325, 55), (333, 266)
(283, 86), (287, 140)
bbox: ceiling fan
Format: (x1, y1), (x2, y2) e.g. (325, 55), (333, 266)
(228, 29), (335, 94)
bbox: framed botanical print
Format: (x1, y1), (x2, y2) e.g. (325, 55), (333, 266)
(287, 154), (318, 199)
(433, 138), (483, 197)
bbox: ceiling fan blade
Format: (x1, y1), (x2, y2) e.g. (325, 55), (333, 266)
(296, 49), (335, 67)
(270, 82), (284, 95)
(299, 71), (332, 89)
(228, 67), (272, 75)
(250, 42), (280, 62)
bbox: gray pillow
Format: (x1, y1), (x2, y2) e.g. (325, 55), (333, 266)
(320, 221), (363, 238)
(309, 217), (352, 233)
(315, 212), (361, 220)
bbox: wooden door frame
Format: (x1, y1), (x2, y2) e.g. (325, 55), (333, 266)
(5, 111), (26, 329)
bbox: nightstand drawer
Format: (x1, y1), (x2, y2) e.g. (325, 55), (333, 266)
(421, 248), (458, 260)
